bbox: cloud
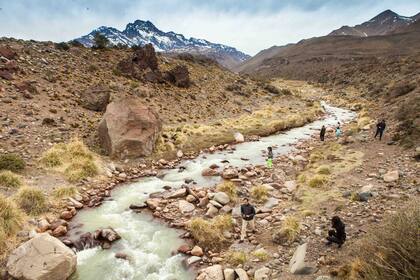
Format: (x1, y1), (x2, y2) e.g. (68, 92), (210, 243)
(0, 0), (419, 55)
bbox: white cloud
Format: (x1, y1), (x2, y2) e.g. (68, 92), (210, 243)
(0, 0), (419, 55)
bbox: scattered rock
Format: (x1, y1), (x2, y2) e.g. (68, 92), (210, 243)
(201, 168), (220, 177)
(234, 132), (245, 143)
(213, 192), (230, 205)
(186, 256), (201, 266)
(179, 200), (195, 213)
(79, 85), (111, 112)
(191, 245), (204, 257)
(224, 268), (235, 280)
(235, 268), (249, 280)
(383, 170), (399, 182)
(221, 168), (238, 179)
(289, 243), (316, 275)
(254, 267), (270, 280)
(197, 265), (224, 280)
(164, 65), (191, 88)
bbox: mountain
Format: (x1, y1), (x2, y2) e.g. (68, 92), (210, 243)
(75, 20), (250, 69)
(328, 9), (420, 37)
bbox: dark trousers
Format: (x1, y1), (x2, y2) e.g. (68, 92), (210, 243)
(374, 129), (384, 140)
(327, 230), (344, 246)
(320, 134), (325, 141)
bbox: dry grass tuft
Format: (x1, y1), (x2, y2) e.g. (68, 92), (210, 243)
(0, 154), (25, 172)
(0, 194), (24, 236)
(344, 199), (420, 280)
(308, 174), (328, 188)
(188, 214), (233, 249)
(316, 165), (331, 175)
(250, 185), (269, 202)
(252, 248), (269, 261)
(281, 216), (301, 242)
(15, 187), (48, 215)
(0, 171), (22, 189)
(40, 139), (99, 182)
(52, 185), (78, 199)
(217, 181), (237, 201)
(225, 251), (247, 265)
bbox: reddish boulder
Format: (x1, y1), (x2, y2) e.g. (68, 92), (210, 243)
(0, 46), (17, 60)
(79, 85), (110, 111)
(98, 97), (162, 159)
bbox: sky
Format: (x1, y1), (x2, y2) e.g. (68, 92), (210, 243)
(0, 0), (419, 55)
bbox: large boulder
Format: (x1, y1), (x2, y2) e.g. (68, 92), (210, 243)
(79, 85), (110, 111)
(98, 98), (162, 158)
(0, 46), (17, 60)
(116, 44), (160, 80)
(7, 233), (77, 280)
(289, 243), (316, 275)
(164, 65), (190, 88)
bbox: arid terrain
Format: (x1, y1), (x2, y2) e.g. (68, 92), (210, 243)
(0, 8), (419, 280)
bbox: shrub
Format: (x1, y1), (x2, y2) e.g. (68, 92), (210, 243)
(93, 32), (110, 49)
(69, 40), (84, 47)
(52, 186), (78, 199)
(64, 159), (98, 182)
(188, 215), (233, 249)
(41, 139), (99, 182)
(250, 185), (269, 202)
(0, 194), (23, 235)
(0, 154), (25, 172)
(217, 181), (237, 201)
(15, 187), (48, 215)
(344, 199), (419, 280)
(308, 175), (328, 188)
(273, 216), (301, 244)
(0, 171), (22, 189)
(225, 251), (247, 265)
(309, 152), (324, 163)
(55, 42), (70, 51)
(252, 248), (269, 261)
(316, 165), (331, 175)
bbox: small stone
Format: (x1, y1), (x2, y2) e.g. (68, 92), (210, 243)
(191, 246), (204, 257)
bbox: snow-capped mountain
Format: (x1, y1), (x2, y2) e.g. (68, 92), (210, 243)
(75, 20), (250, 69)
(329, 10), (420, 37)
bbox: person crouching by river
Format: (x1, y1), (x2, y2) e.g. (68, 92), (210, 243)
(240, 198), (256, 242)
(266, 146), (273, 168)
(326, 216), (346, 248)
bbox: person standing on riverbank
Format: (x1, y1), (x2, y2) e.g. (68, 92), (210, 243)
(240, 198), (256, 242)
(320, 125), (326, 141)
(335, 126), (342, 139)
(266, 146), (273, 168)
(374, 119), (386, 141)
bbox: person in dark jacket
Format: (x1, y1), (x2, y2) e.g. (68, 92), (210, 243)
(240, 198), (256, 242)
(320, 125), (326, 141)
(326, 216), (346, 248)
(266, 146), (273, 168)
(374, 119), (386, 141)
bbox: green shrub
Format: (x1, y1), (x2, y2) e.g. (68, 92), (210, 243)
(0, 171), (22, 189)
(308, 175), (328, 188)
(93, 32), (110, 49)
(15, 187), (48, 215)
(251, 185), (269, 202)
(0, 154), (25, 172)
(0, 194), (23, 235)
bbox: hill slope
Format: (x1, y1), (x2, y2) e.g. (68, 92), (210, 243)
(75, 20), (250, 69)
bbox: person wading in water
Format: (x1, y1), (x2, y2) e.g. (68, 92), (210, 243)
(266, 146), (273, 168)
(240, 198), (256, 242)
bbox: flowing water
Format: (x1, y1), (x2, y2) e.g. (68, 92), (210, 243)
(70, 102), (355, 280)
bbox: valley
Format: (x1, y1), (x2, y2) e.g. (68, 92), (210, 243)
(0, 6), (419, 280)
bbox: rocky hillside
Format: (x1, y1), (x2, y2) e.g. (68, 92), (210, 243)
(329, 9), (420, 37)
(76, 20), (250, 69)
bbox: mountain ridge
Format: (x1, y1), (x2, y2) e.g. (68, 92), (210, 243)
(75, 19), (250, 69)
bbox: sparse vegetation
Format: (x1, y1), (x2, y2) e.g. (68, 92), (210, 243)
(188, 215), (233, 249)
(316, 165), (331, 175)
(250, 185), (269, 202)
(308, 174), (328, 188)
(217, 181), (237, 201)
(15, 187), (48, 215)
(55, 42), (70, 51)
(342, 200), (419, 280)
(0, 154), (25, 172)
(0, 171), (22, 189)
(225, 251), (247, 265)
(40, 139), (99, 182)
(252, 249), (269, 261)
(52, 186), (78, 199)
(93, 32), (110, 49)
(0, 194), (24, 236)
